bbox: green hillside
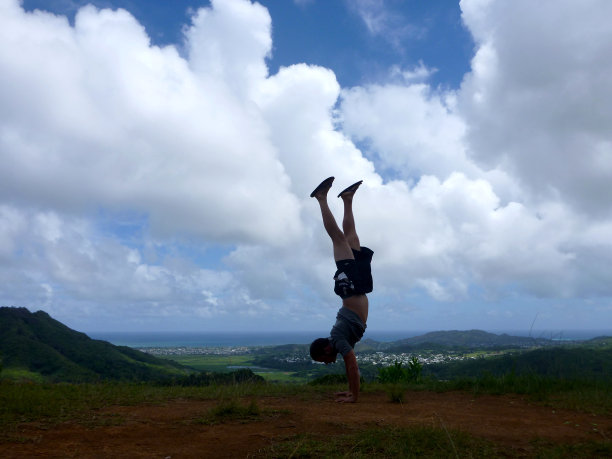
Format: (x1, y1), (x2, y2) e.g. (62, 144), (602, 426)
(0, 307), (189, 382)
(425, 345), (612, 380)
(356, 329), (553, 353)
(394, 330), (549, 350)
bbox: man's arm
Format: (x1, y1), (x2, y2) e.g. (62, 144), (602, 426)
(336, 350), (360, 402)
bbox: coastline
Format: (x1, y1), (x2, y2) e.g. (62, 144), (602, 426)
(88, 329), (612, 348)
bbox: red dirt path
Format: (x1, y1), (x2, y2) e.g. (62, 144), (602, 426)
(2, 391), (610, 458)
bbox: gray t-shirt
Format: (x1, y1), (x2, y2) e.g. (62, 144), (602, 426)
(329, 307), (366, 357)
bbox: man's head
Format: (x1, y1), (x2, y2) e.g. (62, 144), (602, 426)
(309, 337), (337, 364)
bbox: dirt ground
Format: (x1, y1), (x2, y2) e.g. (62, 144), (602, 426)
(2, 391), (610, 458)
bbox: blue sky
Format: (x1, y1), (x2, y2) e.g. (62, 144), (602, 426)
(2, 0), (612, 335)
(22, 0), (473, 89)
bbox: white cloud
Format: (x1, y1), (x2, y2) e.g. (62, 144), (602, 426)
(1, 0), (612, 331)
(0, 206), (26, 258)
(340, 79), (476, 182)
(0, 206), (268, 324)
(254, 63), (378, 197)
(347, 0), (427, 49)
(336, 0), (612, 308)
(458, 0), (612, 215)
(0, 0), (300, 247)
(186, 0), (272, 99)
(351, 175), (579, 301)
(352, 0), (391, 36)
(388, 62), (437, 84)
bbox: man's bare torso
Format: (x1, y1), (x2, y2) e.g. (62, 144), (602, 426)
(343, 294), (368, 324)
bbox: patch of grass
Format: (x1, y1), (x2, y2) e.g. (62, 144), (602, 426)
(261, 425), (499, 458)
(530, 438), (612, 458)
(80, 412), (127, 428)
(0, 380), (321, 431)
(262, 426), (612, 458)
(0, 368), (46, 383)
(197, 399), (261, 425)
(385, 383), (406, 403)
(367, 373), (611, 415)
(543, 384), (612, 415)
(2, 374), (609, 434)
(433, 374), (612, 415)
(0, 380), (225, 429)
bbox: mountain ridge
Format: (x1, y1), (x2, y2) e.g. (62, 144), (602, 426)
(355, 329), (553, 352)
(0, 306), (189, 382)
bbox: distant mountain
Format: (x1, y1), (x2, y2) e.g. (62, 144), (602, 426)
(582, 336), (612, 348)
(356, 329), (551, 352)
(425, 346), (612, 380)
(0, 307), (189, 382)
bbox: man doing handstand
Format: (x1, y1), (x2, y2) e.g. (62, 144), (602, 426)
(309, 176), (373, 403)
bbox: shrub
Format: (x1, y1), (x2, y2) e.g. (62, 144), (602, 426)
(378, 358), (422, 384)
(386, 384), (406, 403)
(407, 356), (423, 383)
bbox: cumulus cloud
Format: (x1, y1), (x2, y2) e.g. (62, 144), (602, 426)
(340, 79), (475, 182)
(350, 175), (580, 302)
(0, 205), (266, 327)
(1, 0), (612, 331)
(336, 0), (612, 305)
(255, 63), (378, 197)
(0, 0), (300, 246)
(458, 0), (612, 215)
(186, 0), (272, 99)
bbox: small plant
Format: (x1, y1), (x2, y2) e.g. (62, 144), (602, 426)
(378, 361), (406, 383)
(386, 384), (405, 403)
(407, 356), (423, 383)
(198, 398), (261, 425)
(378, 358), (423, 403)
(378, 358), (422, 384)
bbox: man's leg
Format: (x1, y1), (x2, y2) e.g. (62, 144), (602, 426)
(338, 181), (369, 323)
(339, 181), (362, 251)
(311, 178), (354, 261)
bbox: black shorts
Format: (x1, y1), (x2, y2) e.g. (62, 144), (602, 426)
(333, 246), (374, 299)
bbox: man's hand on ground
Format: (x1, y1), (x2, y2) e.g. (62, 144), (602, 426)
(334, 391), (356, 403)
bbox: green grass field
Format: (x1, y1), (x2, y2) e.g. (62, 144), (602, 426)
(256, 370), (308, 383)
(157, 354), (309, 383)
(159, 354), (255, 371)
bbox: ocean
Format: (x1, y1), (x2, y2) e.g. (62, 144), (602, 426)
(86, 331), (420, 348)
(87, 329), (612, 348)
